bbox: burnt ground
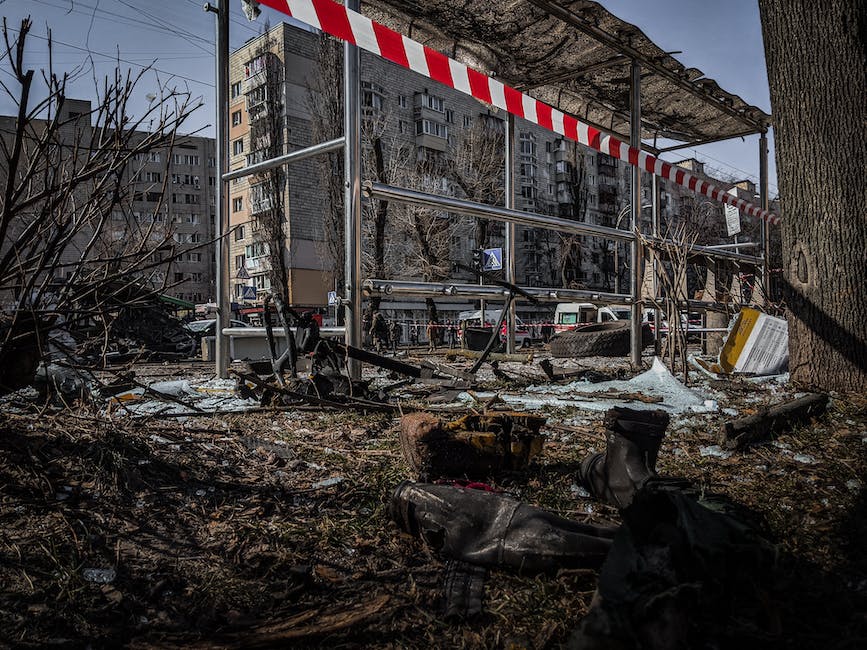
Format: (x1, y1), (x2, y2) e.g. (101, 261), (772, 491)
(1, 355), (866, 649)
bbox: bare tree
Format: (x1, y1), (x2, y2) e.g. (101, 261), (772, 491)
(0, 18), (201, 391)
(247, 35), (290, 303)
(445, 117), (505, 255)
(557, 142), (591, 288)
(306, 35), (344, 306)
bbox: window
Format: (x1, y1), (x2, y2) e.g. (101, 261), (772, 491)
(398, 120), (407, 134)
(245, 242), (268, 258)
(233, 139), (244, 155)
(519, 132), (537, 158)
(231, 81), (242, 98)
(398, 95), (407, 108)
(463, 115), (473, 128)
(361, 81), (385, 111)
(415, 119), (448, 139)
(232, 197), (244, 213)
(185, 214), (200, 224)
(186, 252), (202, 262)
(520, 163), (537, 178)
(191, 272), (203, 283)
(520, 185), (538, 200)
(174, 272), (185, 282)
(231, 110), (242, 126)
(253, 275), (271, 290)
(189, 233), (202, 243)
(234, 225), (245, 241)
(208, 156), (216, 167)
(144, 171), (161, 183)
(149, 152), (161, 163)
(245, 55), (269, 78)
(445, 109), (454, 123)
(235, 254), (245, 270)
(416, 93), (445, 112)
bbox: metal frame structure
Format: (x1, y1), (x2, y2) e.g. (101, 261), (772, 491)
(210, 0), (773, 378)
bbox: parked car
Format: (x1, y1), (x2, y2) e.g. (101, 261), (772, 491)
(457, 309), (533, 349)
(183, 318), (249, 342)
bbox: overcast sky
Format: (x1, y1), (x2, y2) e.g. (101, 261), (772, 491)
(1, 0), (777, 194)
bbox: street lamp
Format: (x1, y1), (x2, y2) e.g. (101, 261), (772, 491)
(612, 204), (650, 294)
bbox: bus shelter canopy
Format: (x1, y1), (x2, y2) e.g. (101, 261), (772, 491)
(365, 0), (771, 148)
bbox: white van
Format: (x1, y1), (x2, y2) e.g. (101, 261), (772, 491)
(553, 303), (654, 332)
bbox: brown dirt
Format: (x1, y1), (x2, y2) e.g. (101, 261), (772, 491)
(1, 365), (866, 648)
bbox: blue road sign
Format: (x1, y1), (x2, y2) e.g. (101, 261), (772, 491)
(483, 247), (503, 271)
(327, 290), (339, 306)
(241, 286), (257, 300)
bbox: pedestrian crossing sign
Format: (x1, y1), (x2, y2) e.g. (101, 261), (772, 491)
(483, 247), (503, 271)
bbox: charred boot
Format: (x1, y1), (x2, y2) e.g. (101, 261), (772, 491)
(578, 407), (670, 510)
(390, 481), (616, 574)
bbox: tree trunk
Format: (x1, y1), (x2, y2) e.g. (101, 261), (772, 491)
(758, 0), (867, 393)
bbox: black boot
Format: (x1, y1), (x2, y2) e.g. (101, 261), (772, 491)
(578, 407), (670, 510)
(390, 481), (616, 574)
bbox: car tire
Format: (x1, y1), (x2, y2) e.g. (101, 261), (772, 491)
(549, 322), (653, 358)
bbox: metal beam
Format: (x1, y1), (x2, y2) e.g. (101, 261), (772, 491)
(651, 173), (661, 355)
(207, 0), (230, 379)
(516, 54), (627, 90)
(504, 114), (516, 353)
(365, 180), (760, 267)
(629, 60), (642, 368)
(759, 130), (770, 301)
(344, 0), (362, 380)
(362, 279), (630, 305)
(656, 129), (761, 153)
(529, 0), (767, 133)
(364, 182), (636, 242)
(222, 137), (345, 181)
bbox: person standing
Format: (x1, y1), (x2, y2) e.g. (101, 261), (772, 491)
(410, 322), (419, 346)
(388, 318), (399, 354)
(447, 320), (457, 349)
(370, 311), (385, 353)
(426, 319), (438, 352)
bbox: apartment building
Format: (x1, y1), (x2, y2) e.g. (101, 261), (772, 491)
(0, 98), (217, 306)
(227, 21), (768, 312)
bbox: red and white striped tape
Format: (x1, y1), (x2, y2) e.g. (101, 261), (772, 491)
(255, 0), (780, 225)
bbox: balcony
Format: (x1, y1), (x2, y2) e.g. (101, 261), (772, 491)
(245, 256), (271, 272)
(243, 69), (272, 94)
(250, 197), (274, 215)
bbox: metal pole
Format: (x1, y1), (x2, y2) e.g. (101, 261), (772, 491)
(759, 130), (770, 302)
(365, 182), (760, 265)
(505, 114), (516, 353)
(363, 279), (630, 304)
(344, 0), (362, 379)
(651, 174), (661, 355)
(223, 137), (345, 181)
(365, 182), (634, 242)
(629, 60), (642, 368)
(206, 0), (230, 378)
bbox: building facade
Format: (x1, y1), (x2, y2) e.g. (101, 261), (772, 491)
(0, 98), (217, 307)
(227, 21), (772, 317)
